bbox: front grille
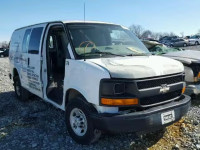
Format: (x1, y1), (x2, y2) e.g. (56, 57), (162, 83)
(140, 90), (182, 107)
(137, 75), (183, 90)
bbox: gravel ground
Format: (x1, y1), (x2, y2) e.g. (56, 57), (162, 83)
(0, 57), (200, 150)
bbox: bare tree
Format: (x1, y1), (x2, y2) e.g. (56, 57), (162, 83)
(129, 24), (144, 39)
(152, 32), (163, 40)
(0, 41), (9, 48)
(142, 30), (152, 38)
(129, 24), (178, 40)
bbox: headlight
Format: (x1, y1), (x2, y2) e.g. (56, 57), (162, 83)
(100, 79), (138, 106)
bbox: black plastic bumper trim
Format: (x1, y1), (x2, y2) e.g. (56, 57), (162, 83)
(90, 94), (191, 133)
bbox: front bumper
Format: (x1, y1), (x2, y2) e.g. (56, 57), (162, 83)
(186, 84), (200, 95)
(90, 95), (191, 133)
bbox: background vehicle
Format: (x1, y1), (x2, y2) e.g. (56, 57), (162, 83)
(143, 40), (200, 96)
(9, 21), (190, 144)
(166, 38), (189, 47)
(0, 49), (9, 57)
(188, 35), (200, 46)
(0, 48), (4, 52)
(159, 36), (178, 44)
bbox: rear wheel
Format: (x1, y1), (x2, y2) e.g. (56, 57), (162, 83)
(183, 43), (187, 47)
(14, 76), (29, 101)
(65, 98), (101, 145)
(195, 41), (199, 45)
(0, 55), (4, 58)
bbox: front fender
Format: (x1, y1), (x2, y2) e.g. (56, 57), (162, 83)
(63, 59), (110, 106)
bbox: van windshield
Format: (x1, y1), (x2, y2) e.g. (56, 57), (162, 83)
(67, 23), (150, 59)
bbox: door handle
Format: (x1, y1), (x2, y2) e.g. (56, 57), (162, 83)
(28, 58), (30, 66)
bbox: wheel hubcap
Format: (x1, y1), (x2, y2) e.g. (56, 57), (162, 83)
(70, 108), (87, 136)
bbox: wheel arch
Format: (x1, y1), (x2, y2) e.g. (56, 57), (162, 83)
(13, 68), (19, 80)
(64, 88), (87, 108)
(64, 88), (98, 113)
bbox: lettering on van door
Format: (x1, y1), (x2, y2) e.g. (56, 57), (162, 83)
(27, 67), (41, 91)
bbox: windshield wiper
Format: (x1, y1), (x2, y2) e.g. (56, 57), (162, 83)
(126, 53), (149, 56)
(95, 51), (125, 57)
(82, 51), (125, 57)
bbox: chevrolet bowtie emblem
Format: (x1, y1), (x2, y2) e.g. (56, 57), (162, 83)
(160, 84), (170, 94)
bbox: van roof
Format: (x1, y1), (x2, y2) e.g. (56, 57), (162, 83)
(14, 20), (120, 31)
(63, 20), (117, 25)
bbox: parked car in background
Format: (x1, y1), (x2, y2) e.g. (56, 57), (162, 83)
(159, 36), (178, 44)
(0, 48), (4, 52)
(188, 35), (200, 46)
(142, 38), (158, 42)
(143, 40), (200, 96)
(0, 48), (9, 57)
(166, 38), (189, 47)
(185, 36), (191, 40)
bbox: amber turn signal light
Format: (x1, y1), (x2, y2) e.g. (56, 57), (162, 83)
(101, 98), (139, 106)
(198, 72), (200, 79)
(182, 86), (186, 94)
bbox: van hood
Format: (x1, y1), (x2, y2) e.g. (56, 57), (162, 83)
(87, 56), (184, 79)
(163, 50), (200, 64)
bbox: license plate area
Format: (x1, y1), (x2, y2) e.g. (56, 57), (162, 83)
(161, 110), (175, 125)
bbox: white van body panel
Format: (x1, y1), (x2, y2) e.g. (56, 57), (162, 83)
(9, 29), (24, 82)
(63, 59), (119, 113)
(9, 23), (48, 98)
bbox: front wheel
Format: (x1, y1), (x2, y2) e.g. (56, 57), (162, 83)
(183, 43), (187, 47)
(195, 41), (199, 45)
(65, 98), (101, 145)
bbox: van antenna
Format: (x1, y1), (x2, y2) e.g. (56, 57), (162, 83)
(84, 1), (86, 61)
(84, 1), (86, 22)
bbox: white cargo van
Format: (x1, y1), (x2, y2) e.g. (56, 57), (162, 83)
(9, 21), (191, 144)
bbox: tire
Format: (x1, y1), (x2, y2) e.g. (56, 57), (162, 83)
(190, 94), (197, 100)
(14, 76), (29, 101)
(65, 98), (101, 145)
(183, 43), (187, 47)
(195, 41), (199, 45)
(0, 55), (4, 58)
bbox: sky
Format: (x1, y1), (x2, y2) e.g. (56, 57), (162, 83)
(0, 0), (200, 41)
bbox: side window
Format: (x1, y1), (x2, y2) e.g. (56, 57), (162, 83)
(28, 27), (44, 54)
(22, 29), (31, 53)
